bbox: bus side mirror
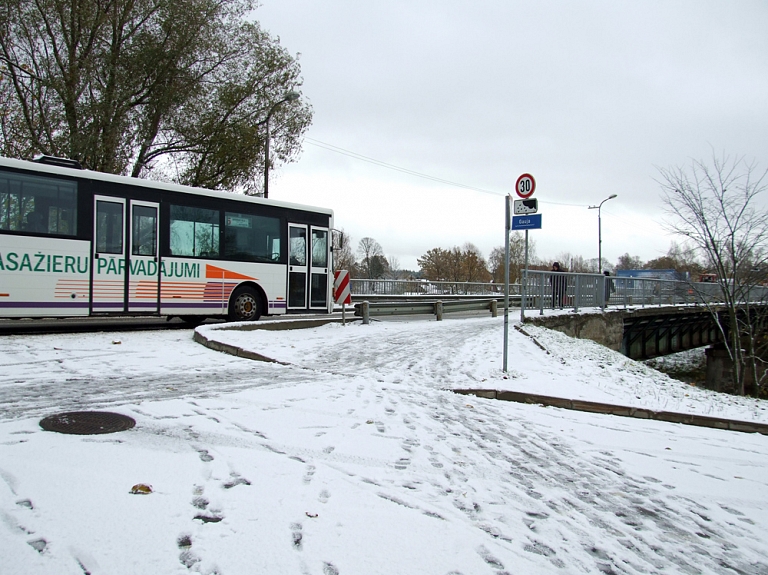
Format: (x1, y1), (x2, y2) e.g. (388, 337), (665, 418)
(331, 229), (344, 252)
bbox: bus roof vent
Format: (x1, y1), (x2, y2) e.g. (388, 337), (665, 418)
(32, 155), (83, 170)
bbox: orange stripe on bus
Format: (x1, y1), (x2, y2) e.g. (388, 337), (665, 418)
(205, 264), (256, 281)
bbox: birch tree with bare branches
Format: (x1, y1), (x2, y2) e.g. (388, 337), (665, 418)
(658, 152), (768, 395)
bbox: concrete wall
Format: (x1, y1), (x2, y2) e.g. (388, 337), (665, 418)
(523, 311), (625, 351)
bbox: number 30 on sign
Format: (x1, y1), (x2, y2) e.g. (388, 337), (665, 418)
(515, 173), (536, 199)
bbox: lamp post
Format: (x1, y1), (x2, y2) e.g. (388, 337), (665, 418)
(588, 194), (617, 272)
(263, 91), (300, 198)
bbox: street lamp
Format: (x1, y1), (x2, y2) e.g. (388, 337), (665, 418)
(263, 91), (300, 198)
(588, 194), (617, 272)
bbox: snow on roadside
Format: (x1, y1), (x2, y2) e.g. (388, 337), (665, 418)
(201, 317), (768, 424)
(0, 317), (766, 575)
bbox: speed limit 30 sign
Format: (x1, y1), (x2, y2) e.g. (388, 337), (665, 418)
(515, 173), (536, 198)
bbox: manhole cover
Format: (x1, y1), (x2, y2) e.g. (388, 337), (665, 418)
(39, 411), (136, 435)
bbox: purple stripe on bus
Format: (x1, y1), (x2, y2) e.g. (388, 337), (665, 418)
(0, 302), (90, 309)
(158, 303), (226, 309)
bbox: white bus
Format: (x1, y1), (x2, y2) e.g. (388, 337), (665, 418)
(0, 155), (334, 323)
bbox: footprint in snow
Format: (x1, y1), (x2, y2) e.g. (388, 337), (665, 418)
(223, 472), (251, 489)
(303, 465), (316, 484)
(394, 457), (410, 470)
(27, 538), (47, 554)
(291, 522), (303, 550)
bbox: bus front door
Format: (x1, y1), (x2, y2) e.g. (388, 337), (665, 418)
(287, 224), (308, 310)
(309, 227), (330, 311)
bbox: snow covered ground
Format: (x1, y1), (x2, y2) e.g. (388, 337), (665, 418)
(1, 315), (767, 575)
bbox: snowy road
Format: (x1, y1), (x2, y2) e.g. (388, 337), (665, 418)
(1, 317), (767, 574)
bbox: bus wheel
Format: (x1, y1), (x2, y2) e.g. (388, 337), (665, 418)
(229, 286), (262, 322)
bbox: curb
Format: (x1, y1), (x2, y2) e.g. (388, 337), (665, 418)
(193, 316), (359, 363)
(193, 329), (289, 364)
(454, 389), (768, 435)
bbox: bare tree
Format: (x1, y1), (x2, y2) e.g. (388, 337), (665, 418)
(460, 243), (491, 283)
(385, 255), (403, 280)
(332, 228), (356, 274)
(418, 248), (450, 281)
(658, 152), (768, 396)
(489, 232), (534, 284)
(644, 241), (703, 279)
(418, 245), (491, 287)
(357, 237), (387, 279)
(561, 254), (592, 273)
(615, 253), (644, 271)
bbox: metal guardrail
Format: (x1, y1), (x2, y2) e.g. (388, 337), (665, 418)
(354, 299), (505, 323)
(350, 279), (515, 301)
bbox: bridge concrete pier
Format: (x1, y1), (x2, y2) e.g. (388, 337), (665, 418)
(705, 345), (738, 394)
(704, 343), (767, 395)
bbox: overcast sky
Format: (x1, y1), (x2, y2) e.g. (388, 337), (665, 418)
(255, 0), (768, 271)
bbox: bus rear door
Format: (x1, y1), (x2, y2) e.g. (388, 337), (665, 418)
(128, 201), (160, 313)
(287, 224), (308, 310)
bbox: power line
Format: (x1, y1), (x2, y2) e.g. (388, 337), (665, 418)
(306, 137), (502, 196)
(304, 136), (589, 207)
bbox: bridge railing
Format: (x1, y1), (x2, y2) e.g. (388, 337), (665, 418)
(350, 274), (768, 312)
(525, 272), (768, 313)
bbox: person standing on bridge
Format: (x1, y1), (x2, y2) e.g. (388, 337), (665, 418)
(550, 262), (567, 309)
(603, 271), (616, 306)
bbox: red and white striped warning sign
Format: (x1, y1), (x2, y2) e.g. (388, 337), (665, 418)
(333, 270), (351, 305)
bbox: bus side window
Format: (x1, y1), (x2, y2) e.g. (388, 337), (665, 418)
(223, 212), (281, 263)
(24, 208), (48, 233)
(0, 170), (77, 236)
(169, 204), (220, 258)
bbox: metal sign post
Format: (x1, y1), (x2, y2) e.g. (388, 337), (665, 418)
(503, 195), (511, 373)
(521, 229), (528, 322)
(505, 174), (539, 371)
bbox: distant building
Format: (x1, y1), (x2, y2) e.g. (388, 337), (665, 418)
(615, 269), (690, 282)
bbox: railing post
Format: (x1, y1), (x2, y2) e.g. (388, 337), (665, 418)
(490, 299), (498, 317)
(574, 275), (580, 312)
(362, 301), (370, 325)
(435, 300), (443, 321)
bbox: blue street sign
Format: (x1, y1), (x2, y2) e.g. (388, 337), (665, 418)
(511, 214), (542, 230)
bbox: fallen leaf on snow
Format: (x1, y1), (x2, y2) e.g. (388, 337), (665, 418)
(130, 483), (153, 494)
